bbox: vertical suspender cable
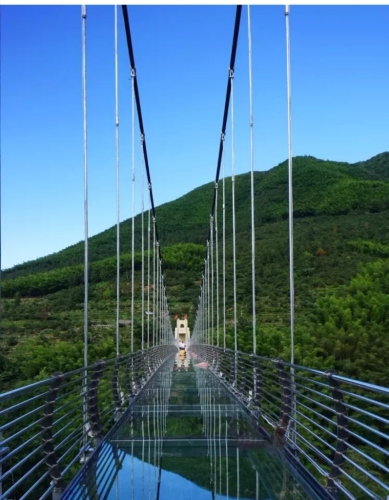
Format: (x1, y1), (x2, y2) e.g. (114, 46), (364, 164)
(201, 280), (207, 344)
(81, 5), (88, 370)
(285, 3), (294, 364)
(147, 207), (151, 347)
(81, 5), (88, 455)
(158, 259), (163, 344)
(130, 68), (135, 353)
(153, 219), (156, 346)
(207, 247), (210, 344)
(206, 263), (208, 345)
(230, 72), (237, 356)
(285, 4), (296, 442)
(247, 5), (256, 354)
(0, 5), (2, 351)
(114, 5), (120, 356)
(160, 268), (162, 344)
(0, 29), (3, 495)
(201, 284), (207, 344)
(141, 137), (145, 351)
(223, 158), (226, 350)
(211, 219), (214, 345)
(215, 185), (219, 347)
(156, 247), (160, 345)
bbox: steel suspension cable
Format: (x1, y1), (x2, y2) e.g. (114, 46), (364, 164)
(0, 6), (2, 352)
(285, 4), (296, 443)
(0, 16), (3, 476)
(231, 73), (238, 356)
(81, 5), (88, 370)
(122, 6), (175, 346)
(158, 260), (163, 344)
(80, 5), (88, 455)
(141, 137), (145, 351)
(208, 6), (242, 230)
(223, 151), (226, 350)
(247, 5), (256, 354)
(131, 67), (135, 353)
(152, 218), (156, 346)
(121, 6), (162, 257)
(156, 254), (160, 345)
(114, 5), (120, 356)
(215, 185), (219, 347)
(210, 217), (214, 345)
(202, 5), (241, 349)
(207, 248), (210, 344)
(285, 4), (294, 366)
(147, 207), (151, 347)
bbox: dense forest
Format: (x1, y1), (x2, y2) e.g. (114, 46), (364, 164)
(1, 152), (389, 391)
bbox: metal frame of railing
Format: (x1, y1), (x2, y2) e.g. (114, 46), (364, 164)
(189, 344), (389, 500)
(0, 345), (176, 500)
(61, 354), (176, 499)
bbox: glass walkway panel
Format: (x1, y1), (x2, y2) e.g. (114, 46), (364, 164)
(62, 353), (319, 500)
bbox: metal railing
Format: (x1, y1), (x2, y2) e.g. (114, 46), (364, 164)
(189, 344), (389, 500)
(0, 345), (176, 500)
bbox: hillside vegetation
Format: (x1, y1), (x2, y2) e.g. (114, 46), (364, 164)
(2, 152), (389, 390)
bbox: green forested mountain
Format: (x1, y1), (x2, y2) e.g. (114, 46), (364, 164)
(4, 152), (389, 280)
(2, 152), (389, 389)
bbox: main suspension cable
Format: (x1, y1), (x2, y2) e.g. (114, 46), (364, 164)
(121, 6), (173, 345)
(197, 6), (242, 347)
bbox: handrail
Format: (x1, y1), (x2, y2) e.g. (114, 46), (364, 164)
(189, 344), (389, 500)
(0, 344), (176, 500)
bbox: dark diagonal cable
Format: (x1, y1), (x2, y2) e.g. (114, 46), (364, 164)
(196, 6), (242, 345)
(122, 6), (174, 343)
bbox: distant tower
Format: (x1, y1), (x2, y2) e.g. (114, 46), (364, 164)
(174, 317), (190, 344)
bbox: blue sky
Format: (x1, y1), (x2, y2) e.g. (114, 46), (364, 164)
(2, 5), (388, 270)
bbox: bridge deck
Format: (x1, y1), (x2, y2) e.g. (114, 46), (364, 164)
(61, 353), (321, 500)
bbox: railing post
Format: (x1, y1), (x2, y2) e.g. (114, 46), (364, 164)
(125, 354), (135, 401)
(238, 354), (247, 396)
(87, 360), (105, 445)
(254, 360), (262, 411)
(214, 347), (220, 373)
(273, 359), (292, 441)
(230, 354), (236, 386)
(219, 349), (227, 377)
(325, 369), (348, 498)
(41, 371), (64, 498)
(133, 352), (142, 390)
(112, 356), (123, 422)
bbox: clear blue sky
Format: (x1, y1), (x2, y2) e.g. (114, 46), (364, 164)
(2, 5), (388, 270)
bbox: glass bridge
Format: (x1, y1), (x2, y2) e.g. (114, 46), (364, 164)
(61, 353), (321, 500)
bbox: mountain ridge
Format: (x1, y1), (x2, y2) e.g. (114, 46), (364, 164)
(4, 151), (389, 282)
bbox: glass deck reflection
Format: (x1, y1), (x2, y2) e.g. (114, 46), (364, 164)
(63, 352), (316, 499)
